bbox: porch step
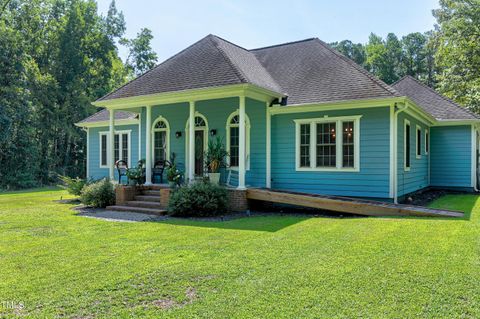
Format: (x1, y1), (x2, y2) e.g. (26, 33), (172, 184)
(143, 185), (169, 190)
(142, 190), (160, 196)
(106, 205), (167, 215)
(135, 195), (160, 202)
(126, 200), (164, 209)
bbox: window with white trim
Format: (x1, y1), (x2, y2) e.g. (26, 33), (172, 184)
(295, 116), (361, 171)
(153, 118), (169, 164)
(404, 120), (411, 170)
(299, 124), (311, 167)
(100, 131), (130, 168)
(416, 125), (422, 158)
(425, 129), (429, 154)
(226, 112), (250, 169)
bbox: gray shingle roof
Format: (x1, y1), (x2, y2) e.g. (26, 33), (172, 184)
(98, 35), (399, 104)
(392, 75), (478, 120)
(251, 38), (400, 104)
(77, 109), (137, 124)
(89, 35), (477, 123)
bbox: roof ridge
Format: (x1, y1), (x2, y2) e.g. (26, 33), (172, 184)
(97, 35), (216, 102)
(314, 38), (400, 97)
(395, 75), (478, 119)
(209, 35), (248, 84)
(210, 34), (250, 52)
(390, 74), (410, 87)
(250, 37), (317, 51)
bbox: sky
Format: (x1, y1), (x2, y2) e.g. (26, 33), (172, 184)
(96, 0), (440, 62)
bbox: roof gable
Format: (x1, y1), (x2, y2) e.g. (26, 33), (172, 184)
(392, 75), (477, 120)
(99, 35), (282, 101)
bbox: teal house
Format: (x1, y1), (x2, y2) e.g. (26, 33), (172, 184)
(76, 35), (480, 203)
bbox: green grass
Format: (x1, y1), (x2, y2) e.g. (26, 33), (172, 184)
(1, 188), (479, 318)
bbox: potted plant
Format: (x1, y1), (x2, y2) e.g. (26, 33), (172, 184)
(204, 136), (228, 185)
(166, 153), (183, 188)
(126, 162), (145, 186)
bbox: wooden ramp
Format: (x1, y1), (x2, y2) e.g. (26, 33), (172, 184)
(246, 189), (464, 218)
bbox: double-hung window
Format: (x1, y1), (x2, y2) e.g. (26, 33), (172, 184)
(404, 120), (411, 171)
(425, 129), (429, 154)
(416, 125), (422, 159)
(295, 116), (361, 171)
(226, 112), (250, 170)
(100, 131), (130, 168)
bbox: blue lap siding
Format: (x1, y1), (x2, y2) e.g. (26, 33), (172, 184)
(396, 112), (429, 197)
(88, 124), (140, 181)
(270, 106), (391, 199)
(85, 103), (474, 199)
(430, 125), (473, 189)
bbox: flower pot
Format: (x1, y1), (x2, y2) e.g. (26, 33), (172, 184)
(209, 173), (220, 185)
(128, 179), (137, 186)
(168, 181), (176, 188)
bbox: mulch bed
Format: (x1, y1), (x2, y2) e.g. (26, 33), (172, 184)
(400, 189), (466, 206)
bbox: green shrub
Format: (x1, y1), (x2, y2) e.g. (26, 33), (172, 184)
(80, 179), (115, 208)
(58, 175), (89, 196)
(168, 181), (228, 217)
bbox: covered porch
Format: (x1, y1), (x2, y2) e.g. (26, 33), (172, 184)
(98, 85), (282, 189)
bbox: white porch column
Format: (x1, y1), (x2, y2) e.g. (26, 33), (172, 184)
(145, 105), (153, 185)
(266, 101), (271, 188)
(188, 101), (195, 182)
(238, 96), (246, 189)
(109, 109), (115, 180)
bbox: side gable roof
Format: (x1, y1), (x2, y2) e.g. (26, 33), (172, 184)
(98, 35), (282, 101)
(392, 75), (478, 120)
(252, 38), (400, 105)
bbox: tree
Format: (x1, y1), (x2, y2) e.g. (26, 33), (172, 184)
(0, 21), (39, 188)
(105, 0), (125, 40)
(433, 0), (480, 112)
(401, 32), (427, 77)
(0, 0), (132, 188)
(121, 28), (158, 77)
(365, 33), (403, 84)
(329, 40), (366, 66)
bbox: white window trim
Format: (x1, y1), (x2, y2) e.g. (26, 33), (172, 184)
(185, 112), (209, 175)
(425, 128), (429, 155)
(151, 116), (170, 163)
(99, 130), (131, 168)
(226, 110), (251, 171)
(404, 119), (411, 171)
(294, 115), (361, 172)
(416, 125), (422, 159)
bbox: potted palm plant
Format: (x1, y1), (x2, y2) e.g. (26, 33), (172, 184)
(204, 136), (228, 185)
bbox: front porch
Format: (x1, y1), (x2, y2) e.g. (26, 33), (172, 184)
(100, 91), (276, 190)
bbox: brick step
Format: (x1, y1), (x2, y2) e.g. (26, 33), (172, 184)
(142, 190), (160, 196)
(106, 205), (167, 215)
(135, 195), (160, 202)
(126, 200), (164, 209)
(142, 185), (169, 190)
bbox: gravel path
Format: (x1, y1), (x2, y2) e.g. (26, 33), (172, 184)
(74, 206), (168, 222)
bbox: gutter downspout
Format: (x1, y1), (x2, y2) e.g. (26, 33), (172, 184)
(392, 102), (409, 204)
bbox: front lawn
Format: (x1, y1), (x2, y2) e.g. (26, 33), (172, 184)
(0, 188), (479, 318)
